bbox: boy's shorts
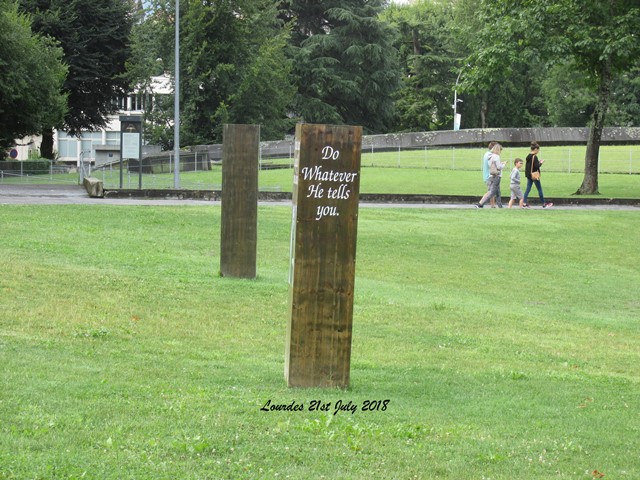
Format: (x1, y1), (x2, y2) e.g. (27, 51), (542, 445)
(510, 185), (523, 200)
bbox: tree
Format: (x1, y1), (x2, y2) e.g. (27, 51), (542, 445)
(131, 0), (297, 145)
(606, 63), (640, 127)
(464, 0), (640, 194)
(179, 0), (296, 143)
(19, 0), (135, 158)
(541, 60), (596, 127)
(453, 0), (550, 129)
(0, 0), (66, 156)
(227, 27), (297, 140)
(125, 1), (175, 149)
(555, 0), (640, 194)
(382, 1), (460, 131)
(282, 0), (401, 133)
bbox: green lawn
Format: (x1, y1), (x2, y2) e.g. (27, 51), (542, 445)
(81, 165), (640, 199)
(3, 144), (640, 197)
(1, 205), (639, 479)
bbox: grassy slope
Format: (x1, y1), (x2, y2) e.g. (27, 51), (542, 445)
(18, 144), (637, 197)
(0, 205), (638, 479)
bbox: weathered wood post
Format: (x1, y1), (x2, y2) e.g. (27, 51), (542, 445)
(220, 124), (259, 278)
(285, 123), (363, 388)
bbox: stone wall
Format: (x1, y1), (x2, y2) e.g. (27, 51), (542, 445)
(364, 127), (640, 149)
(189, 127), (640, 161)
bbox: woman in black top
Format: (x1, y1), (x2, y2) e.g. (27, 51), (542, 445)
(523, 141), (553, 208)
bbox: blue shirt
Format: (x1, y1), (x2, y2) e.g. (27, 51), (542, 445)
(482, 151), (492, 182)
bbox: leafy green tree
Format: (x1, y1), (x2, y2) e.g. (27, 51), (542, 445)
(464, 0), (640, 194)
(133, 0), (296, 145)
(454, 0), (549, 129)
(540, 61), (595, 127)
(19, 0), (135, 158)
(383, 1), (459, 131)
(0, 0), (67, 156)
(282, 0), (401, 133)
(606, 63), (640, 127)
(179, 0), (295, 143)
(125, 1), (175, 149)
(227, 27), (297, 140)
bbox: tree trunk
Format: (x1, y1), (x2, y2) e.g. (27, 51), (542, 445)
(40, 127), (55, 160)
(576, 61), (612, 195)
(411, 29), (421, 55)
(480, 93), (488, 129)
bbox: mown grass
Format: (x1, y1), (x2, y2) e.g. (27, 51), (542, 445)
(1, 205), (639, 479)
(11, 144), (636, 197)
(85, 165), (640, 199)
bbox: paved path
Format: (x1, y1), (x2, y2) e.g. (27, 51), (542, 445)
(1, 183), (638, 210)
(0, 184), (217, 206)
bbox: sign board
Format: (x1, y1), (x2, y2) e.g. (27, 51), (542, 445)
(119, 115), (142, 189)
(121, 119), (141, 159)
(285, 123), (362, 388)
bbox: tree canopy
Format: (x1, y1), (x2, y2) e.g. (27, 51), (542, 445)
(0, 0), (66, 156)
(462, 0), (640, 193)
(19, 0), (135, 157)
(284, 0), (401, 134)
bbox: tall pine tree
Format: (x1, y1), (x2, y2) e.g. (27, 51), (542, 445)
(281, 0), (401, 133)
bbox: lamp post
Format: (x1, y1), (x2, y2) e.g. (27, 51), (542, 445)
(452, 70), (463, 131)
(173, 0), (180, 188)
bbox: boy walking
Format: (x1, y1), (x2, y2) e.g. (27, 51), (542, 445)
(508, 158), (525, 209)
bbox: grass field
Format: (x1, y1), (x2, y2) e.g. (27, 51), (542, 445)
(76, 165), (640, 199)
(1, 205), (639, 479)
(4, 145), (640, 198)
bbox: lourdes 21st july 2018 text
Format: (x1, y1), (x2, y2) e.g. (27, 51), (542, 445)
(260, 399), (390, 415)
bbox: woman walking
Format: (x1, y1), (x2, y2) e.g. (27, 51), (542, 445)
(475, 143), (506, 208)
(523, 141), (553, 208)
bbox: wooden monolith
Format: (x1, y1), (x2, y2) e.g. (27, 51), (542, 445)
(220, 124), (259, 278)
(285, 123), (362, 388)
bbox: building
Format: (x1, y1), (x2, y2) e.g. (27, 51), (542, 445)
(12, 74), (171, 164)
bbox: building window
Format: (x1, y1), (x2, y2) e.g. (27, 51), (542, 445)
(57, 132), (78, 159)
(106, 132), (119, 145)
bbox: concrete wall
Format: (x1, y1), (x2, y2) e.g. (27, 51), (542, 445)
(364, 127), (640, 149)
(190, 127), (640, 161)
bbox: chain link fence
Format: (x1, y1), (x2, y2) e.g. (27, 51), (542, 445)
(2, 144), (639, 189)
(358, 145), (640, 174)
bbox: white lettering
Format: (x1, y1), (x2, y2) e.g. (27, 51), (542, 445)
(307, 183), (324, 198)
(300, 165), (358, 183)
(327, 184), (350, 200)
(321, 146), (340, 160)
(316, 205), (339, 220)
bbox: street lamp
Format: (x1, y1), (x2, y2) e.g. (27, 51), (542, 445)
(452, 70), (463, 131)
(173, 0), (180, 188)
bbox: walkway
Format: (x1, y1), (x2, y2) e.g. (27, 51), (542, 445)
(1, 183), (638, 210)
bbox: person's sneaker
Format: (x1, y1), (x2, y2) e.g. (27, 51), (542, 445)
(543, 202), (554, 208)
(475, 203), (483, 208)
(522, 203), (530, 209)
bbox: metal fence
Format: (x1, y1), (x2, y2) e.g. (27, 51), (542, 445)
(91, 154), (221, 190)
(359, 145), (640, 174)
(2, 144), (639, 189)
(0, 160), (77, 185)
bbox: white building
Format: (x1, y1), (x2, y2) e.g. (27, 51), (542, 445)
(12, 74), (171, 164)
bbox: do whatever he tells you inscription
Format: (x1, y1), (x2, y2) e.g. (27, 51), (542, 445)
(286, 123), (362, 388)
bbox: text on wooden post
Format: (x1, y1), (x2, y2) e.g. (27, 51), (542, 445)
(285, 123), (362, 388)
